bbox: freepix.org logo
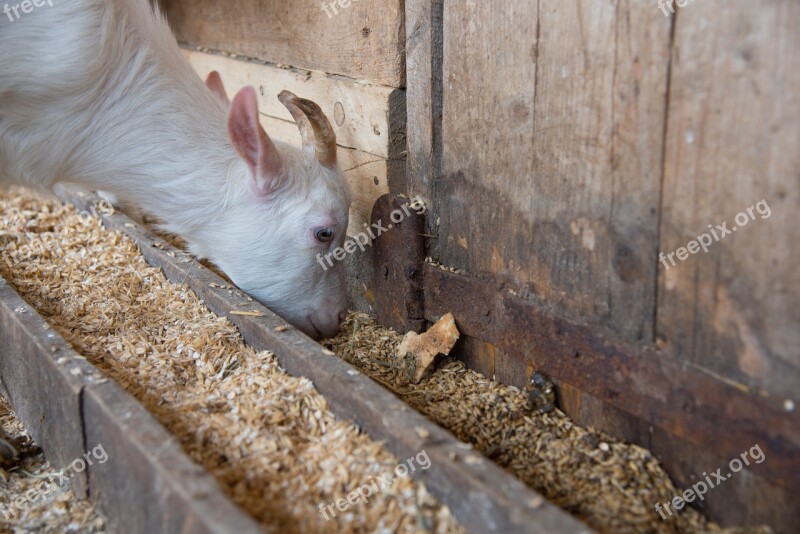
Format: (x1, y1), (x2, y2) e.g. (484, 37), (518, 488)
(659, 199), (771, 271)
(3, 0), (55, 23)
(657, 0), (695, 17)
(316, 196), (426, 271)
(0, 443), (108, 520)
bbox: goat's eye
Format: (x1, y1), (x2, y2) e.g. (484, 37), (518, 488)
(314, 227), (335, 243)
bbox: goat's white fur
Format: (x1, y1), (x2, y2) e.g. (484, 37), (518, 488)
(0, 0), (351, 338)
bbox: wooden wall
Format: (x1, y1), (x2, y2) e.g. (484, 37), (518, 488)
(408, 0), (799, 530)
(437, 0), (667, 342)
(658, 1), (800, 399)
(160, 0), (405, 86)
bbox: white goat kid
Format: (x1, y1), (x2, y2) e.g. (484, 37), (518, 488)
(0, 0), (351, 338)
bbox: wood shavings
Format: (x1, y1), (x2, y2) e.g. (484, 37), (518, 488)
(0, 187), (461, 534)
(397, 313), (459, 383)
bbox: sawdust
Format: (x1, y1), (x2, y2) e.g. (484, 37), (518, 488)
(324, 313), (772, 534)
(0, 394), (105, 534)
(0, 188), (460, 534)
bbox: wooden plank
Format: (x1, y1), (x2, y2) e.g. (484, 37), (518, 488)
(182, 50), (406, 235)
(650, 426), (800, 532)
(406, 0), (799, 528)
(422, 265), (800, 494)
(409, 1), (797, 528)
(371, 194), (426, 333)
(657, 0), (800, 400)
(0, 275), (261, 533)
(439, 0), (668, 341)
(425, 257), (799, 530)
(83, 382), (261, 534)
(0, 277), (100, 497)
(59, 186), (592, 534)
(405, 0), (443, 226)
(432, 2), (677, 514)
(161, 0), (405, 87)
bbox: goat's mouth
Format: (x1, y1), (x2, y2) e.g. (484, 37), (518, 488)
(305, 315), (323, 340)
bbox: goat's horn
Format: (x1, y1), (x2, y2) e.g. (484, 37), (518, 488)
(278, 90), (337, 167)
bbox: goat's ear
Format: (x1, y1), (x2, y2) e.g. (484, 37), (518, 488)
(205, 71), (230, 106)
(228, 87), (284, 196)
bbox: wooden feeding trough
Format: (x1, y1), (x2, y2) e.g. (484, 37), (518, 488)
(0, 186), (589, 533)
(1, 0), (798, 532)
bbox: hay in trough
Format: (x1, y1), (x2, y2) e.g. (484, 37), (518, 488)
(0, 187), (460, 534)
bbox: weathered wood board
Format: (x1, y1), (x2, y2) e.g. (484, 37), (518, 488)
(0, 275), (261, 533)
(182, 50), (404, 159)
(421, 264), (800, 487)
(406, 0), (443, 220)
(82, 381), (261, 533)
(438, 0), (669, 342)
(161, 0), (406, 87)
(432, 0), (677, 517)
(0, 279), (97, 497)
(657, 0), (800, 400)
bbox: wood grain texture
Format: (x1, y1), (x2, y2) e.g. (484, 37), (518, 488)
(0, 277), (96, 497)
(423, 265), (800, 495)
(650, 426), (800, 532)
(657, 0), (800, 400)
(406, 0), (443, 234)
(182, 50), (405, 159)
(371, 194), (426, 333)
(83, 382), (261, 534)
(439, 0), (669, 342)
(0, 274), (260, 533)
(406, 1), (799, 528)
(161, 0), (406, 87)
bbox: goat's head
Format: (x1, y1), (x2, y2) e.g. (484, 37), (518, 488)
(204, 72), (350, 339)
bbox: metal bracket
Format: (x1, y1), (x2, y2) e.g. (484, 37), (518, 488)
(371, 194), (426, 334)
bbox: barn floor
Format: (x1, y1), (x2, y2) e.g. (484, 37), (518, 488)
(0, 186), (774, 533)
(0, 394), (105, 533)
